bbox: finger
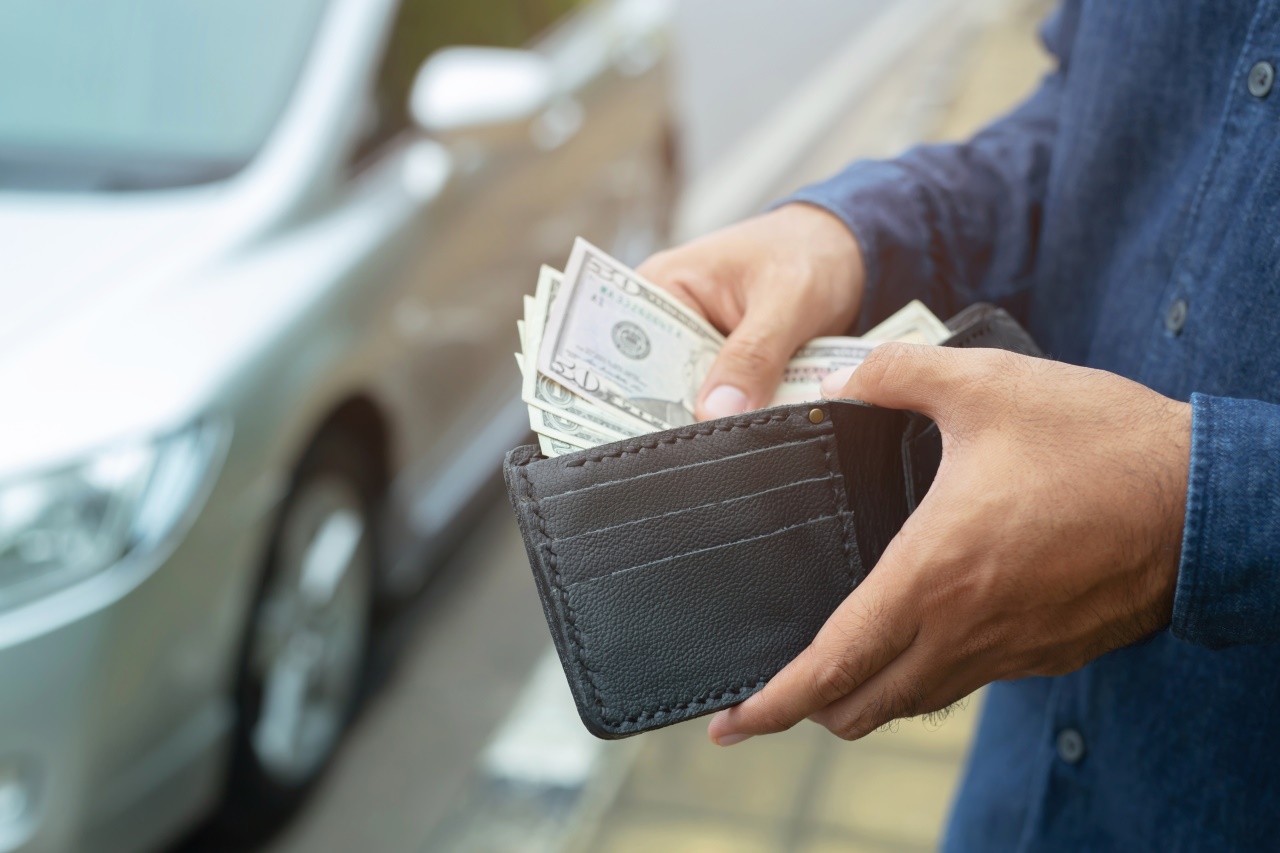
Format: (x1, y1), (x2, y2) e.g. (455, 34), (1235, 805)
(696, 308), (804, 420)
(809, 643), (976, 741)
(707, 570), (918, 744)
(636, 252), (708, 320)
(820, 342), (980, 423)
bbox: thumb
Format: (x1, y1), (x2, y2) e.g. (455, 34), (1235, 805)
(820, 342), (975, 423)
(697, 310), (803, 420)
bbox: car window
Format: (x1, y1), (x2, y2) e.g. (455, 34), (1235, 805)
(0, 0), (331, 191)
(356, 0), (592, 160)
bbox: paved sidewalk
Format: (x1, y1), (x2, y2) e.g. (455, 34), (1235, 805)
(578, 704), (980, 853)
(568, 2), (1054, 851)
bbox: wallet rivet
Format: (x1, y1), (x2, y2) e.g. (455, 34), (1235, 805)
(808, 407), (825, 424)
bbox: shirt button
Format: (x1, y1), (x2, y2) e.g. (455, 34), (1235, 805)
(1165, 298), (1188, 334)
(1056, 728), (1086, 764)
(1249, 61), (1275, 98)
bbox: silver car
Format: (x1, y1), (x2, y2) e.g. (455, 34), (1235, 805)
(0, 0), (676, 850)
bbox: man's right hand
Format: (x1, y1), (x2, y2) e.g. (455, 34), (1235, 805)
(637, 203), (867, 420)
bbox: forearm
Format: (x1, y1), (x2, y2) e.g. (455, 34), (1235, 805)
(1172, 394), (1280, 648)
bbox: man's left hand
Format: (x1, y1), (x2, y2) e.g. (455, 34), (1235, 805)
(708, 344), (1192, 746)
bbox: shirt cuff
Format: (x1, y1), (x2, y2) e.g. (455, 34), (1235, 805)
(1172, 393), (1280, 648)
(773, 159), (936, 335)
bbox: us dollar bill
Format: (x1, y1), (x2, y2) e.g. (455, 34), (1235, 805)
(529, 405), (609, 449)
(538, 433), (584, 457)
(516, 351), (619, 449)
(791, 337), (878, 363)
(517, 243), (949, 455)
(770, 353), (874, 406)
(522, 265), (647, 440)
(863, 299), (950, 345)
(537, 238), (726, 429)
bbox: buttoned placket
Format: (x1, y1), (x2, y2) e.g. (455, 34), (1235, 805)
(1134, 8), (1280, 397)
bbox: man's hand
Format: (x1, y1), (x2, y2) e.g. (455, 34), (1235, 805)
(638, 204), (865, 420)
(708, 344), (1192, 746)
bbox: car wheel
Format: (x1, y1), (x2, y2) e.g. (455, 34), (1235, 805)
(215, 430), (378, 840)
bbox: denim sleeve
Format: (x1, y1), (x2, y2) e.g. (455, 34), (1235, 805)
(776, 2), (1080, 332)
(1171, 394), (1280, 648)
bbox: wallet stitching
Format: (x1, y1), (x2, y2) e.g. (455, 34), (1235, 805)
(541, 436), (825, 503)
(518, 463), (611, 714)
(555, 474), (836, 545)
(611, 679), (767, 725)
(563, 513), (842, 590)
(562, 411), (792, 467)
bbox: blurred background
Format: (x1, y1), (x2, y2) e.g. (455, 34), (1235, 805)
(0, 1), (1050, 851)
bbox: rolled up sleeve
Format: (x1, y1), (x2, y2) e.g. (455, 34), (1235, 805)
(1172, 393), (1280, 648)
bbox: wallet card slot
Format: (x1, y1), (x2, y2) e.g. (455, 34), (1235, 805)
(554, 476), (841, 585)
(565, 512), (841, 590)
(567, 514), (855, 728)
(902, 416), (942, 512)
(538, 436), (831, 539)
(831, 403), (912, 576)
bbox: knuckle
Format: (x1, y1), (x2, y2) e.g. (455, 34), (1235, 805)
(809, 652), (865, 704)
(856, 342), (913, 393)
(867, 678), (926, 732)
(956, 624), (1005, 661)
(721, 331), (783, 375)
(637, 251), (708, 296)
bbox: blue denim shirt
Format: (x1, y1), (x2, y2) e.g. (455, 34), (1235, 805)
(786, 2), (1280, 850)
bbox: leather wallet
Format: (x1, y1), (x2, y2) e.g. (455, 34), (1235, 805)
(503, 304), (1042, 738)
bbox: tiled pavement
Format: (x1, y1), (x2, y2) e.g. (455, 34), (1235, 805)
(579, 702), (981, 853)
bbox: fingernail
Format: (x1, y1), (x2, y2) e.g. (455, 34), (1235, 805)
(703, 385), (749, 419)
(715, 733), (753, 747)
(820, 365), (857, 398)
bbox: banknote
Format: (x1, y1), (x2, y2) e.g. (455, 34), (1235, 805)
(538, 433), (583, 457)
(791, 337), (878, 363)
(537, 238), (726, 429)
(529, 405), (609, 449)
(518, 241), (949, 456)
(516, 350), (617, 448)
(770, 352), (874, 406)
(521, 266), (646, 440)
(863, 299), (950, 345)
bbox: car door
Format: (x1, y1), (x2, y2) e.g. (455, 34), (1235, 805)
(346, 0), (630, 543)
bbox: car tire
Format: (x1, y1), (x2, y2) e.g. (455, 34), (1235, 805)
(211, 428), (380, 843)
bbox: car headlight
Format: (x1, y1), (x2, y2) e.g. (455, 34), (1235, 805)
(0, 419), (226, 613)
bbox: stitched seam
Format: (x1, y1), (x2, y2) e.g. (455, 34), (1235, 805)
(607, 679), (767, 724)
(556, 474), (835, 544)
(821, 433), (857, 585)
(545, 436), (823, 502)
(519, 463), (610, 713)
(564, 412), (791, 467)
(565, 513), (841, 590)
